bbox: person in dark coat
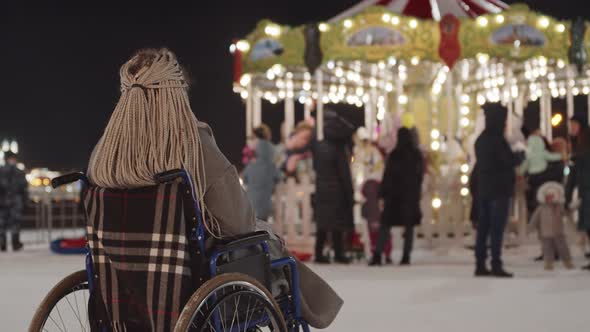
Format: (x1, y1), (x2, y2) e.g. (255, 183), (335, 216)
(565, 113), (590, 270)
(313, 111), (356, 264)
(0, 151), (28, 251)
(369, 127), (423, 266)
(474, 103), (519, 277)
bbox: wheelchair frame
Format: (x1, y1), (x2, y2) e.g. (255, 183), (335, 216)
(52, 169), (310, 332)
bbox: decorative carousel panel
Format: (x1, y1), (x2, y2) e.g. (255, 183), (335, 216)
(321, 6), (440, 63)
(459, 4), (569, 61)
(242, 20), (305, 73)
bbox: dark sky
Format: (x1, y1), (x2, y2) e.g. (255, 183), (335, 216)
(0, 1), (586, 171)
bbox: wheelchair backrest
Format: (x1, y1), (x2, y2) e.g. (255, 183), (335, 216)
(83, 181), (206, 330)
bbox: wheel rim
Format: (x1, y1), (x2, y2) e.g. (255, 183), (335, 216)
(187, 281), (283, 332)
(40, 282), (90, 332)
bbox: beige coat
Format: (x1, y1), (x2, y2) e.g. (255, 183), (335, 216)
(198, 123), (343, 329)
(528, 203), (565, 238)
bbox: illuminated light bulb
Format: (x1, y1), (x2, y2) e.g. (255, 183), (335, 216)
(298, 96), (307, 104)
(276, 79), (285, 88)
(382, 13), (391, 23)
(477, 94), (486, 105)
(239, 74), (251, 87)
(557, 59), (565, 68)
(460, 106), (470, 115)
(536, 89), (543, 97)
(461, 188), (470, 197)
(287, 91), (294, 98)
(432, 84), (442, 95)
(483, 80), (492, 89)
(431, 141), (441, 151)
(327, 61), (335, 70)
(278, 91), (286, 99)
(236, 40), (250, 52)
(411, 56), (420, 66)
(538, 56), (548, 67)
(583, 86), (590, 95)
(385, 83), (394, 92)
(272, 64), (283, 75)
(538, 17), (550, 29)
(573, 87), (580, 95)
(495, 15), (505, 24)
(10, 141), (18, 154)
(432, 197), (442, 209)
(370, 78), (377, 87)
(547, 72), (556, 80)
(477, 53), (489, 64)
(399, 71), (407, 81)
(398, 94), (408, 105)
(431, 129), (440, 140)
(551, 113), (563, 127)
(559, 87), (567, 96)
(391, 16), (400, 25)
(240, 90), (249, 99)
(461, 164), (470, 173)
(265, 24), (282, 37)
(388, 57), (397, 66)
(409, 19), (418, 29)
(356, 87), (364, 96)
(524, 71), (533, 80)
(264, 92), (272, 100)
(378, 62), (386, 70)
(322, 96), (330, 104)
(551, 89), (559, 98)
(569, 79), (576, 88)
(497, 77), (505, 85)
(514, 40), (521, 48)
(460, 117), (470, 128)
(461, 175), (469, 185)
(343, 19), (353, 29)
(303, 81), (311, 91)
(539, 67), (547, 77)
(335, 67), (344, 77)
(549, 81), (557, 89)
(477, 16), (488, 27)
(266, 71), (275, 80)
(319, 23), (329, 32)
(556, 23), (566, 33)
(229, 43), (236, 54)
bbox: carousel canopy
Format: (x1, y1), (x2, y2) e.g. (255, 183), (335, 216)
(330, 0), (508, 22)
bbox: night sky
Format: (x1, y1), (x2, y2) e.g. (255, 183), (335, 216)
(0, 1), (587, 171)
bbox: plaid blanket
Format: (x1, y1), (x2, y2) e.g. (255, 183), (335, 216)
(84, 182), (201, 332)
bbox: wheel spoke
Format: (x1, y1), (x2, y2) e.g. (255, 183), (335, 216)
(55, 304), (68, 332)
(64, 295), (86, 331)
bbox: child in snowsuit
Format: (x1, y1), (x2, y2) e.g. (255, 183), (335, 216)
(528, 182), (574, 270)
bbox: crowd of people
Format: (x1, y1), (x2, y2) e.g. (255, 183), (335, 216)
(241, 101), (590, 276)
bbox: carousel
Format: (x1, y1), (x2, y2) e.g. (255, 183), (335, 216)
(230, 1), (590, 252)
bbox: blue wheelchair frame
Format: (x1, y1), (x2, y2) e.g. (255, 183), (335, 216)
(54, 170), (310, 332)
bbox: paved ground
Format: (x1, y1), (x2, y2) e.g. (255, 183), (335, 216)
(2, 245), (589, 331)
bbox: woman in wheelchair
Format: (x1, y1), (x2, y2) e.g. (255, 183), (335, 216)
(29, 49), (341, 332)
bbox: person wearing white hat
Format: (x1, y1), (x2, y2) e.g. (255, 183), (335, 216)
(528, 182), (574, 270)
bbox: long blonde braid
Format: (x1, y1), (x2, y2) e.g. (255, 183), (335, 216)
(88, 48), (220, 236)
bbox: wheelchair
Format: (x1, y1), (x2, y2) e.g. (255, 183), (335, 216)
(29, 170), (310, 332)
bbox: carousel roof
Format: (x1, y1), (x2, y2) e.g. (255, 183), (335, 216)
(330, 0), (508, 22)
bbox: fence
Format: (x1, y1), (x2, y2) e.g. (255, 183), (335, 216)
(270, 176), (585, 258)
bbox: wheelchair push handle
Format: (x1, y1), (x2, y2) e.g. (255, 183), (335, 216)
(154, 169), (189, 184)
(51, 172), (88, 189)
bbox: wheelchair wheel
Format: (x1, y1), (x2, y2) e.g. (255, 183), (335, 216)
(28, 270), (90, 332)
(175, 273), (287, 332)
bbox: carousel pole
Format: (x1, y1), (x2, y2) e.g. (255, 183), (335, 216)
(285, 95), (295, 138)
(367, 64), (378, 139)
(566, 66), (575, 133)
(540, 90), (547, 137)
(396, 66), (405, 116)
(304, 100), (312, 121)
(545, 91), (553, 142)
(253, 88), (262, 127)
(316, 68), (324, 140)
(445, 69), (454, 141)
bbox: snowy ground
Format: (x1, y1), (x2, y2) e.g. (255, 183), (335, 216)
(1, 245), (589, 331)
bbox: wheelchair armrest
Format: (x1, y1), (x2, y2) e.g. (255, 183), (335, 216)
(217, 231), (271, 254)
(154, 169), (187, 184)
(51, 172), (88, 189)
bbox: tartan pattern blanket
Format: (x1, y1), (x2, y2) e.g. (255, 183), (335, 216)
(84, 182), (198, 332)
